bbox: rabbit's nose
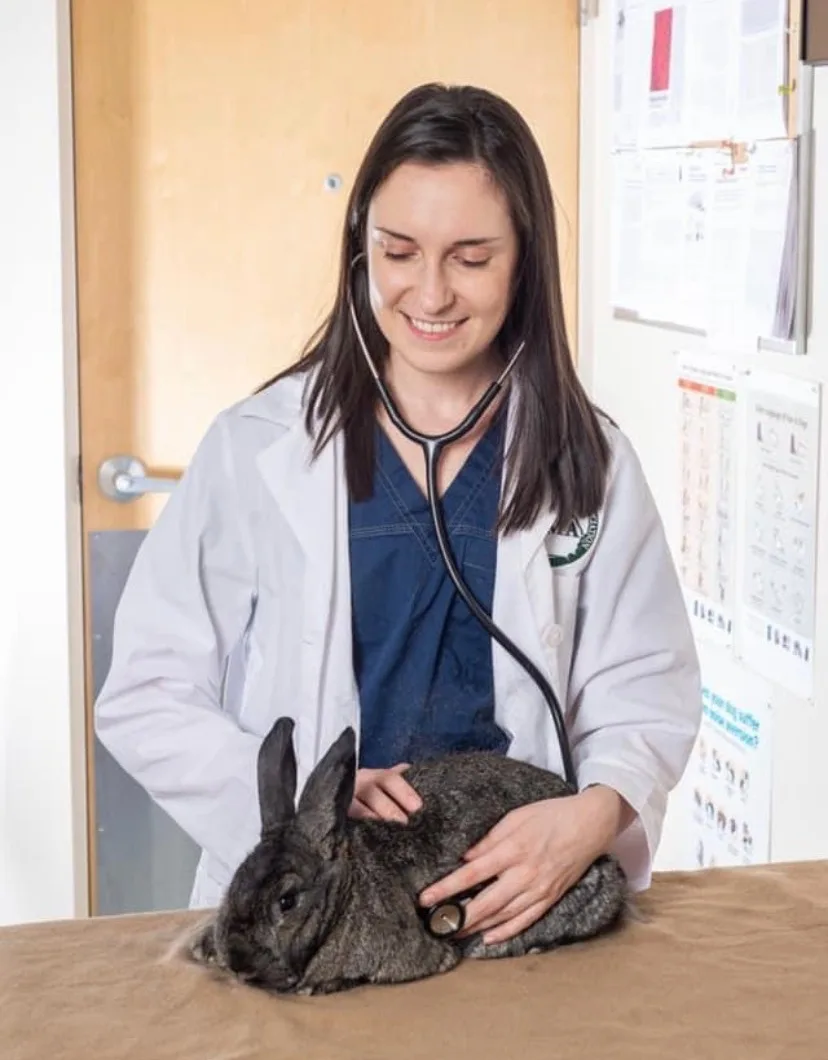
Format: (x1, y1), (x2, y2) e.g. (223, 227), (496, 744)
(226, 936), (257, 975)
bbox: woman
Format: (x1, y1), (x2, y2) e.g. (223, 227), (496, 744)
(95, 83), (701, 945)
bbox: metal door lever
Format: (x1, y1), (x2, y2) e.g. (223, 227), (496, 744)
(97, 455), (181, 503)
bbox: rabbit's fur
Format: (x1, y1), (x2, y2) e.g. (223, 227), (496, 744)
(186, 716), (627, 995)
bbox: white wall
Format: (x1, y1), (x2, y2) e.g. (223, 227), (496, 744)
(0, 0), (87, 924)
(579, 10), (828, 871)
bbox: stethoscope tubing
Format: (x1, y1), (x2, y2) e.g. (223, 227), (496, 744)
(346, 288), (578, 795)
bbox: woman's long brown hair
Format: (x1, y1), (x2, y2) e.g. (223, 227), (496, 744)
(260, 82), (610, 534)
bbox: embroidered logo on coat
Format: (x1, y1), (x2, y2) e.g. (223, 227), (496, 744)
(546, 513), (600, 567)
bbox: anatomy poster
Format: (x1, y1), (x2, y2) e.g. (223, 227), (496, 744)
(688, 647), (772, 870)
(677, 354), (739, 646)
(736, 370), (821, 699)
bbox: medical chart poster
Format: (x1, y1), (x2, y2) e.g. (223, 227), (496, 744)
(676, 354), (739, 647)
(736, 370), (821, 700)
(688, 648), (772, 871)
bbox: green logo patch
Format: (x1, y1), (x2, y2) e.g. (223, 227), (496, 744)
(546, 513), (600, 568)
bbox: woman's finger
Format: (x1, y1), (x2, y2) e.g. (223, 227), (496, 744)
(419, 846), (507, 908)
(379, 771), (423, 814)
(458, 868), (532, 936)
(462, 886), (539, 937)
(358, 785), (410, 823)
(348, 798), (380, 821)
(482, 897), (552, 945)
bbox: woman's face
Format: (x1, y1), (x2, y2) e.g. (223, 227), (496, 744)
(365, 161), (519, 379)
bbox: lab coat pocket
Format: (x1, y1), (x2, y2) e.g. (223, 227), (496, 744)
(544, 567), (580, 696)
(522, 549), (579, 713)
(539, 512), (602, 680)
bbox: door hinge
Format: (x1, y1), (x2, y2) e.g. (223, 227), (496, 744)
(580, 0), (600, 24)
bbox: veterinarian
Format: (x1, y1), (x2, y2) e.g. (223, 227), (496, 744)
(95, 82), (702, 946)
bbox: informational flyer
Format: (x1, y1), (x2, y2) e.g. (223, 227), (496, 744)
(610, 141), (795, 344)
(645, 2), (688, 148)
(736, 370), (821, 699)
(734, 0), (790, 140)
(613, 0), (655, 150)
(611, 146), (716, 327)
(676, 354), (739, 646)
(687, 647), (772, 870)
(627, 150), (688, 325)
(612, 0), (790, 148)
(610, 150), (647, 314)
(706, 140), (796, 348)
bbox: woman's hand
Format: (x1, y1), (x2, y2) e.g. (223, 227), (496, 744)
(418, 785), (631, 944)
(349, 764), (423, 823)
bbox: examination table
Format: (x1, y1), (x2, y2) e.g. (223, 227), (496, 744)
(2, 860), (826, 1059)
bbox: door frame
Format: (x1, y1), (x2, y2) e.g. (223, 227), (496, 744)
(0, 0), (88, 925)
(9, 0), (604, 923)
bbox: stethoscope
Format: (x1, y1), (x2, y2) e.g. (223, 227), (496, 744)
(347, 258), (578, 939)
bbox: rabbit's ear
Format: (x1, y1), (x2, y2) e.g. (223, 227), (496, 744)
(296, 726), (356, 857)
(258, 716), (298, 835)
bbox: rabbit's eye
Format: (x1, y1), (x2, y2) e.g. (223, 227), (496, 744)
(278, 891), (297, 913)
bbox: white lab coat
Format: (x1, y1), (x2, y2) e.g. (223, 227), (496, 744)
(95, 370), (701, 910)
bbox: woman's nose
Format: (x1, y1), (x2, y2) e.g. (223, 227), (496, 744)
(417, 262), (454, 315)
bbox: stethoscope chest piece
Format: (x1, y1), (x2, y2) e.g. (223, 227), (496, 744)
(425, 900), (466, 939)
(421, 877), (496, 939)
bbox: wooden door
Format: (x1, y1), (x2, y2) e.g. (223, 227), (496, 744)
(71, 0), (581, 915)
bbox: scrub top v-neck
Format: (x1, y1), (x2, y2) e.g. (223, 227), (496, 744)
(348, 405), (510, 768)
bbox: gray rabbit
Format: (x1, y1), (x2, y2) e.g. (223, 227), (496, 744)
(186, 716), (627, 994)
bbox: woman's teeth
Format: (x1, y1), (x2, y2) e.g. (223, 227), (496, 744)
(409, 318), (460, 334)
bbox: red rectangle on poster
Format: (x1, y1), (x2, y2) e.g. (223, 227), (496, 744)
(651, 8), (673, 92)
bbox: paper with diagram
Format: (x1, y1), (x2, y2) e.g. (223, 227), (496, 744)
(611, 140), (795, 344)
(611, 148), (709, 327)
(686, 646), (772, 870)
(706, 139), (795, 348)
(736, 370), (820, 699)
(677, 354), (739, 645)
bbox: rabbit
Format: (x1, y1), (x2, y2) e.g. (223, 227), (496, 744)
(185, 715), (628, 995)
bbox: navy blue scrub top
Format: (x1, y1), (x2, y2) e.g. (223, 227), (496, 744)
(348, 406), (510, 768)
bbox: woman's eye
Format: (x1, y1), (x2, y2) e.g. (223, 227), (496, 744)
(384, 250), (414, 261)
(278, 892), (297, 913)
(460, 258), (491, 269)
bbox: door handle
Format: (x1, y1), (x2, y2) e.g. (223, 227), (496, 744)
(97, 455), (181, 503)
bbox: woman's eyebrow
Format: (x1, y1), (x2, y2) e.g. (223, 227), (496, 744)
(374, 225), (502, 248)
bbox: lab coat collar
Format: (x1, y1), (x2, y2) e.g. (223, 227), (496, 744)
(246, 367), (554, 571)
(238, 370), (309, 426)
(255, 408), (339, 574)
(245, 370), (341, 582)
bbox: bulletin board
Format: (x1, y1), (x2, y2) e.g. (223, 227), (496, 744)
(607, 0), (824, 879)
(610, 0), (812, 357)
